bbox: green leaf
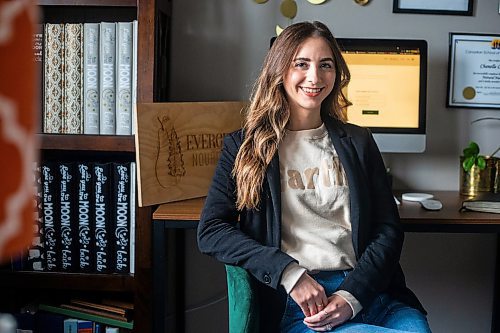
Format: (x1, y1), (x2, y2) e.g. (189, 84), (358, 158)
(468, 141), (480, 155)
(469, 141), (479, 154)
(462, 147), (475, 157)
(477, 156), (486, 170)
(462, 156), (475, 172)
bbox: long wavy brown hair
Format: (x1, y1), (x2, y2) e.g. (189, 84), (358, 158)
(233, 21), (351, 210)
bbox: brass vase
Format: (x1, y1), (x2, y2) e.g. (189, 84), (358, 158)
(460, 157), (499, 195)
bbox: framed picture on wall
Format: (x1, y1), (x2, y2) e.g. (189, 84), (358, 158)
(447, 33), (500, 109)
(393, 0), (473, 16)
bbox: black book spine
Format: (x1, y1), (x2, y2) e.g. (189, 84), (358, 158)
(94, 163), (112, 273)
(26, 162), (45, 271)
(77, 162), (94, 272)
(41, 161), (59, 271)
(112, 162), (131, 274)
(59, 162), (77, 272)
(33, 23), (44, 132)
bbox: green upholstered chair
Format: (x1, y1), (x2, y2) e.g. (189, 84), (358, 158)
(225, 265), (260, 333)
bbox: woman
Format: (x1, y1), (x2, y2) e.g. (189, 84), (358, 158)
(197, 21), (431, 333)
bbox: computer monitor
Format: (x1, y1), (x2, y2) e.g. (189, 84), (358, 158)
(337, 38), (427, 153)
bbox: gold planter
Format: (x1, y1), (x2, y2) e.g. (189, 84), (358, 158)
(460, 157), (499, 195)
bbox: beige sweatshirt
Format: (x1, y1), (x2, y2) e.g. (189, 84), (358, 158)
(278, 123), (362, 317)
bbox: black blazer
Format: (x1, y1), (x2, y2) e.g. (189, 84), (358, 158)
(197, 114), (425, 332)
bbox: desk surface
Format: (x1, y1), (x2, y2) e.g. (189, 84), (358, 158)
(154, 196), (206, 221)
(397, 191), (499, 224)
(153, 191), (500, 229)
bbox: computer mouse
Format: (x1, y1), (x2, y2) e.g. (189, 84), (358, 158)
(420, 199), (442, 211)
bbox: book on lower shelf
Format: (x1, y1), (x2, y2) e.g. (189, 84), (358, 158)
(14, 311), (125, 333)
(59, 162), (78, 272)
(461, 192), (500, 214)
(94, 163), (112, 273)
(41, 161), (60, 271)
(39, 303), (133, 330)
(64, 318), (93, 333)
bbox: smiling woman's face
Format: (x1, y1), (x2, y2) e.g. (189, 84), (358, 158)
(283, 36), (336, 119)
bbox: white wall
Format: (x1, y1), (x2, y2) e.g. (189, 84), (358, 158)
(169, 1), (499, 332)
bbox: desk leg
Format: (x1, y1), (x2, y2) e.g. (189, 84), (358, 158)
(153, 224), (187, 333)
(492, 234), (500, 333)
(153, 221), (167, 333)
(175, 229), (186, 333)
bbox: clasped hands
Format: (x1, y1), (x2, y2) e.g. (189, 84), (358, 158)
(290, 273), (352, 332)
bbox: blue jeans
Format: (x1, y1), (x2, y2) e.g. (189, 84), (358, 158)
(280, 270), (432, 333)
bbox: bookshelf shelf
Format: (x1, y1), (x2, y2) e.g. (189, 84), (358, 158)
(38, 0), (137, 7)
(0, 271), (134, 291)
(38, 134), (135, 152)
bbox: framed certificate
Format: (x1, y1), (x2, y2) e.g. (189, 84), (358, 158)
(393, 0), (473, 16)
(447, 33), (500, 109)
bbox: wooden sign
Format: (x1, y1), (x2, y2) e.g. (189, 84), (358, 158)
(135, 102), (245, 206)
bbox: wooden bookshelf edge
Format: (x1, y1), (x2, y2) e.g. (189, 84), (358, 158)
(0, 271), (135, 291)
(38, 134), (135, 152)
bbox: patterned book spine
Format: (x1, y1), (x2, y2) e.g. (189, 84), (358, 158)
(129, 162), (136, 274)
(63, 23), (83, 134)
(43, 23), (64, 134)
(59, 162), (77, 272)
(77, 162), (94, 272)
(99, 22), (116, 135)
(41, 162), (59, 271)
(83, 23), (100, 135)
(131, 20), (138, 135)
(115, 22), (133, 135)
(112, 162), (130, 273)
(94, 163), (112, 273)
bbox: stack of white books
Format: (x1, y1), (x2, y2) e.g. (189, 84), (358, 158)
(41, 21), (138, 136)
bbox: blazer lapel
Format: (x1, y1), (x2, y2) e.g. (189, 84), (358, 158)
(266, 153), (282, 247)
(323, 117), (362, 258)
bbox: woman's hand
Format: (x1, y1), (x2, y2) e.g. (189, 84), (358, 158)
(302, 294), (353, 331)
(289, 273), (329, 317)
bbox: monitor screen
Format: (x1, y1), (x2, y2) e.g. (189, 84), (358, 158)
(337, 38), (428, 153)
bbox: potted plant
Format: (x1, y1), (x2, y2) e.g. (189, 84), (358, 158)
(460, 141), (500, 196)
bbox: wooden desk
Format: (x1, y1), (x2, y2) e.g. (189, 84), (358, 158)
(152, 192), (500, 333)
(397, 191), (500, 232)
